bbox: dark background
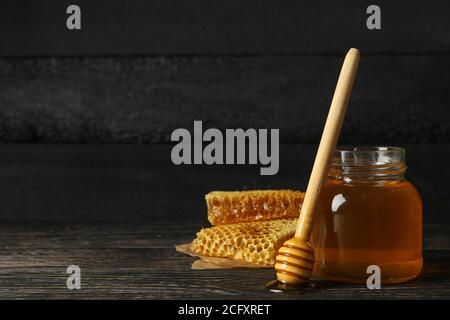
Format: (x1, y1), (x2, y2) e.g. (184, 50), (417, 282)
(1, 0), (449, 223)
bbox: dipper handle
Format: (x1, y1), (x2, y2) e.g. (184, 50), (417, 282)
(275, 48), (360, 285)
(295, 48), (360, 239)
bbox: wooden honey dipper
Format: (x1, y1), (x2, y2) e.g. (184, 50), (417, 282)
(274, 48), (360, 285)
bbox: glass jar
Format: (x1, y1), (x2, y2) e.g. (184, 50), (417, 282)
(311, 146), (422, 284)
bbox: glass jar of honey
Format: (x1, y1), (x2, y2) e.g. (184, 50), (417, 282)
(311, 146), (422, 284)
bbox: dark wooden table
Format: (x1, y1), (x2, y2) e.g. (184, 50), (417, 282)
(0, 221), (448, 299)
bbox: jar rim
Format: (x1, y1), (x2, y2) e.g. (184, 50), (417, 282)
(333, 146), (405, 167)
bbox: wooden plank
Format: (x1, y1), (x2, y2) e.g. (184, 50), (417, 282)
(0, 0), (449, 56)
(0, 223), (447, 250)
(0, 223), (448, 299)
(1, 55), (450, 144)
(0, 144), (448, 223)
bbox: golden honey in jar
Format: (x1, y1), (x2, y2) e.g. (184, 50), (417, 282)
(311, 147), (422, 284)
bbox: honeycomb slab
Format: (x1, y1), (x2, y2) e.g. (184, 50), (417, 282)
(190, 218), (297, 266)
(206, 190), (304, 225)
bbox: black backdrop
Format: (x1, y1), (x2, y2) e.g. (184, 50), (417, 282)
(0, 1), (449, 223)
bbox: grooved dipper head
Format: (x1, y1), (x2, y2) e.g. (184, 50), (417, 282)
(274, 238), (315, 285)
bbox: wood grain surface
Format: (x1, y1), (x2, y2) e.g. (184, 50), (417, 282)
(1, 0), (449, 56)
(0, 222), (448, 299)
(1, 55), (450, 144)
(0, 144), (448, 223)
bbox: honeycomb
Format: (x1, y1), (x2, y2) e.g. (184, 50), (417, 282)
(206, 190), (304, 225)
(190, 218), (297, 266)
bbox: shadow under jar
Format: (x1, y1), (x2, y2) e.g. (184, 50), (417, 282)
(311, 146), (422, 284)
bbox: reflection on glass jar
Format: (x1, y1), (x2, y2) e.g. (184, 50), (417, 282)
(311, 146), (422, 284)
